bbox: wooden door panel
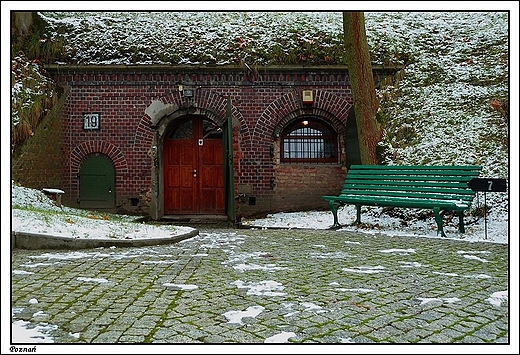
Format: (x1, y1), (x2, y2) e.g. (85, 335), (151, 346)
(200, 166), (224, 188)
(180, 167), (194, 188)
(164, 139), (197, 214)
(180, 145), (194, 165)
(199, 189), (225, 213)
(200, 144), (215, 165)
(179, 189), (195, 212)
(199, 138), (224, 213)
(200, 189), (216, 212)
(200, 166), (213, 187)
(165, 189), (180, 211)
(164, 117), (224, 215)
(216, 188), (225, 212)
(201, 140), (223, 164)
(167, 144), (179, 165)
(165, 166), (180, 187)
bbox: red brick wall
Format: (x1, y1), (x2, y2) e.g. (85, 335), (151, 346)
(271, 164), (347, 211)
(58, 80), (154, 213)
(44, 66), (391, 218)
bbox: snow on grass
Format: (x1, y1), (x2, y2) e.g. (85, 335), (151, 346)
(240, 201), (508, 244)
(11, 181), (196, 240)
(39, 12), (348, 66)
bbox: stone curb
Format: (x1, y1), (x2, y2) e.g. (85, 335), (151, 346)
(11, 229), (199, 250)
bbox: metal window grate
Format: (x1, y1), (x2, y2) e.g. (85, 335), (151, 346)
(281, 119), (337, 164)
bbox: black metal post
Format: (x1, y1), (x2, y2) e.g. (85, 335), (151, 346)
(484, 191), (487, 240)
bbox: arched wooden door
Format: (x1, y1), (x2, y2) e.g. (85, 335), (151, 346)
(79, 154), (115, 210)
(164, 116), (225, 215)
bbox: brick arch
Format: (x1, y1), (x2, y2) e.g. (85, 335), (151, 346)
(313, 90), (353, 123)
(148, 89), (248, 144)
(250, 91), (299, 150)
(133, 114), (154, 150)
(273, 107), (348, 139)
(159, 90), (237, 127)
(252, 89), (353, 149)
(70, 141), (128, 177)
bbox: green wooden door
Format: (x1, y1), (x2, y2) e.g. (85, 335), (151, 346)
(79, 154), (115, 210)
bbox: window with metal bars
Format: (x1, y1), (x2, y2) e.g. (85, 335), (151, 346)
(281, 118), (338, 163)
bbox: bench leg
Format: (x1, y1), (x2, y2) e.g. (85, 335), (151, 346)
(433, 207), (447, 238)
(456, 210), (465, 233)
(355, 205), (361, 224)
(328, 201), (342, 229)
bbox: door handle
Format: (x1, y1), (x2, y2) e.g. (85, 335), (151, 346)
(192, 169), (197, 177)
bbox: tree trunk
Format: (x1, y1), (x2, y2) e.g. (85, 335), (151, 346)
(12, 12), (35, 37)
(343, 12), (382, 165)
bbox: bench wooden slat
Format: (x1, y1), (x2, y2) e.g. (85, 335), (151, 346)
(346, 174), (479, 181)
(348, 169), (480, 174)
(322, 195), (471, 209)
(344, 180), (473, 188)
(322, 164), (482, 237)
(335, 190), (476, 202)
(342, 184), (475, 196)
(350, 165), (482, 171)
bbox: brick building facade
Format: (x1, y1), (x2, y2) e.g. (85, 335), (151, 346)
(14, 64), (398, 223)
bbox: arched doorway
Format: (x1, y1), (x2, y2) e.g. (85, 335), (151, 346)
(163, 116), (225, 215)
(79, 154), (115, 210)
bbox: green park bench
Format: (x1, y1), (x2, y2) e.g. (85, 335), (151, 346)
(322, 165), (482, 237)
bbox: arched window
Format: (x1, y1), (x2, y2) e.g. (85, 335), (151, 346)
(281, 118), (338, 163)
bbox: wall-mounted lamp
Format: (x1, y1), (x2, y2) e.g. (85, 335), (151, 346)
(302, 120), (309, 126)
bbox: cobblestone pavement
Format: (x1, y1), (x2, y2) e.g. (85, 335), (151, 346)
(11, 227), (509, 346)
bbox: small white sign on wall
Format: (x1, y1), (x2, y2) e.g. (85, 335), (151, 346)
(83, 113), (100, 130)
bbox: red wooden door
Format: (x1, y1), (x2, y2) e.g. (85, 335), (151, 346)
(199, 137), (225, 214)
(164, 117), (224, 214)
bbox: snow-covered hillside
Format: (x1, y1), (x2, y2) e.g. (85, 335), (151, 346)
(8, 10), (515, 243)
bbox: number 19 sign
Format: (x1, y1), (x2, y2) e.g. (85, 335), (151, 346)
(83, 113), (100, 130)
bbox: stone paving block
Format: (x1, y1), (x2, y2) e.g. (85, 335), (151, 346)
(391, 332), (422, 343)
(80, 325), (108, 342)
(350, 335), (377, 343)
(198, 333), (228, 343)
(495, 335), (508, 343)
(460, 335), (486, 343)
(441, 328), (465, 341)
(91, 330), (124, 343)
(123, 327), (152, 337)
(11, 228), (509, 345)
(472, 326), (501, 342)
(118, 335), (146, 343)
(161, 334), (198, 343)
(420, 331), (459, 343)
